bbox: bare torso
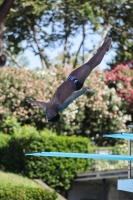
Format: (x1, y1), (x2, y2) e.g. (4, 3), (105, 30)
(51, 80), (75, 106)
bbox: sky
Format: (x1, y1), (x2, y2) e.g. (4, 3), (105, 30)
(23, 33), (116, 71)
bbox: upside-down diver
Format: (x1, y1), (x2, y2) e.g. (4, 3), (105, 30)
(26, 37), (112, 122)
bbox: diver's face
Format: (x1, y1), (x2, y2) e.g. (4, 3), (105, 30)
(46, 107), (57, 120)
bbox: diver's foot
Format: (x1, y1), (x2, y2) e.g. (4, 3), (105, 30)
(84, 87), (94, 93)
(103, 37), (112, 52)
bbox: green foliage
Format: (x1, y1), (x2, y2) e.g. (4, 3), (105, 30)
(112, 143), (128, 156)
(3, 0), (96, 67)
(105, 63), (133, 119)
(0, 67), (58, 127)
(0, 133), (10, 149)
(84, 71), (131, 145)
(6, 50), (30, 68)
(0, 130), (91, 192)
(0, 116), (21, 135)
(0, 67), (130, 145)
(0, 0), (133, 67)
(0, 170), (41, 188)
(87, 0), (133, 66)
(0, 119), (128, 192)
(93, 145), (128, 171)
(93, 158), (127, 171)
(0, 185), (58, 200)
(0, 115), (57, 136)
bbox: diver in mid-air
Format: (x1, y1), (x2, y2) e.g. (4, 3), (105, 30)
(26, 38), (112, 122)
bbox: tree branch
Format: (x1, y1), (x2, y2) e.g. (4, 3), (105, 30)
(62, 7), (70, 66)
(25, 18), (49, 68)
(6, 50), (22, 68)
(73, 23), (86, 68)
(87, 23), (112, 61)
(0, 0), (15, 21)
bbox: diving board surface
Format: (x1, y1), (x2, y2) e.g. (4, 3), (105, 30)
(131, 141), (133, 178)
(103, 133), (133, 140)
(25, 152), (133, 161)
(118, 179), (133, 193)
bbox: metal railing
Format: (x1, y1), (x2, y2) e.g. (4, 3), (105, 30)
(90, 147), (128, 172)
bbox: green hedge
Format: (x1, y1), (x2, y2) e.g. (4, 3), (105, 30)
(0, 130), (93, 192)
(0, 185), (59, 200)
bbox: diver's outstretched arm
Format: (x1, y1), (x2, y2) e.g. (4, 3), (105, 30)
(26, 98), (50, 108)
(59, 88), (94, 111)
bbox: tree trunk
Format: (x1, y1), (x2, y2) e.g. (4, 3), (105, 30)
(0, 0), (15, 67)
(0, 21), (7, 67)
(63, 37), (68, 66)
(73, 23), (86, 68)
(63, 3), (69, 67)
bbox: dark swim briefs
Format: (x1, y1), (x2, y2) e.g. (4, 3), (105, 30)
(67, 75), (83, 91)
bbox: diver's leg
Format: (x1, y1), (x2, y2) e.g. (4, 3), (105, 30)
(70, 38), (112, 83)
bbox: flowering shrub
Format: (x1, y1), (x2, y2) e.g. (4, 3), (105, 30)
(0, 67), (60, 130)
(92, 144), (128, 171)
(0, 67), (131, 145)
(105, 64), (133, 119)
(82, 71), (131, 145)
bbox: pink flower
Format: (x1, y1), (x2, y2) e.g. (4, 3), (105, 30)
(119, 91), (125, 96)
(125, 82), (131, 87)
(116, 74), (122, 79)
(126, 77), (132, 82)
(126, 96), (132, 102)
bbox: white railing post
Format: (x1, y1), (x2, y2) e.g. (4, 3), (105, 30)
(127, 125), (132, 179)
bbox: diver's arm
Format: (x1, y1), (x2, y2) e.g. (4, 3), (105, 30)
(26, 98), (50, 108)
(58, 88), (94, 111)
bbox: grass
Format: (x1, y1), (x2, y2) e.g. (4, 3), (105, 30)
(0, 170), (41, 188)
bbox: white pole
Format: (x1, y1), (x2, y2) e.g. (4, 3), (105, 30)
(127, 125), (132, 179)
(128, 139), (131, 179)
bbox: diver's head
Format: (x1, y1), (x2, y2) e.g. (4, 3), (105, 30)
(46, 106), (60, 123)
(47, 113), (60, 123)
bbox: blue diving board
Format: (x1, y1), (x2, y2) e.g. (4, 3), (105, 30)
(103, 133), (133, 140)
(25, 152), (133, 161)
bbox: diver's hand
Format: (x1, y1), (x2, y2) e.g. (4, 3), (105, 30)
(84, 87), (94, 93)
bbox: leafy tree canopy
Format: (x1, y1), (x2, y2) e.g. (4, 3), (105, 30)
(1, 0), (133, 68)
